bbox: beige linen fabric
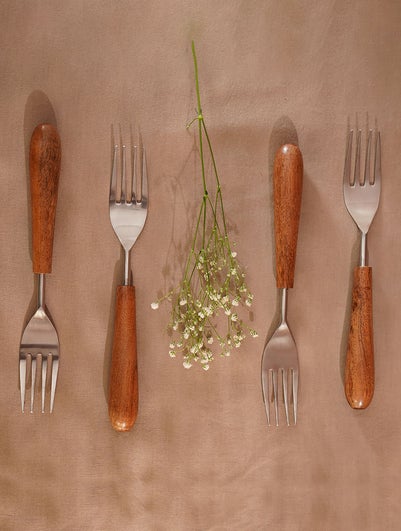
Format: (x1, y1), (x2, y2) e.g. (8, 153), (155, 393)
(1, 1), (401, 529)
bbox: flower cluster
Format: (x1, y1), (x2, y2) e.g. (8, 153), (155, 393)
(151, 42), (257, 370)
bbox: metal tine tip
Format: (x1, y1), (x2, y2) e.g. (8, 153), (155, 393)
(292, 369), (299, 425)
(272, 370), (279, 427)
(374, 131), (381, 187)
(42, 356), (47, 413)
(282, 369), (290, 426)
(343, 130), (354, 187)
(30, 357), (37, 413)
(109, 144), (119, 203)
(262, 369), (271, 426)
(19, 358), (27, 413)
(50, 357), (59, 413)
(140, 147), (148, 204)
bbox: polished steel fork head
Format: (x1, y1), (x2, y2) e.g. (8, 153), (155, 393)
(261, 289), (299, 426)
(19, 275), (59, 413)
(109, 130), (148, 285)
(343, 129), (381, 264)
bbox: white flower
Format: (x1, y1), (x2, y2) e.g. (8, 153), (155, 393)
(231, 313), (238, 322)
(224, 308), (231, 316)
(232, 298), (239, 307)
(169, 350), (176, 358)
(230, 268), (237, 275)
(183, 330), (190, 339)
(200, 358), (209, 364)
(151, 302), (159, 310)
(179, 298), (187, 306)
(207, 336), (214, 344)
(224, 351), (231, 357)
(169, 343), (175, 349)
(202, 364), (210, 371)
(172, 322), (178, 331)
(222, 296), (229, 304)
(231, 251), (237, 258)
(183, 360), (192, 369)
(250, 329), (258, 338)
(245, 299), (252, 307)
(198, 311), (205, 319)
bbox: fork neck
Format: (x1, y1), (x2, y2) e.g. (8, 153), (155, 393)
(280, 288), (288, 324)
(124, 249), (131, 286)
(360, 232), (368, 267)
(38, 273), (45, 308)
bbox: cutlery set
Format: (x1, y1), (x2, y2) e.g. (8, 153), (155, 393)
(17, 123), (381, 430)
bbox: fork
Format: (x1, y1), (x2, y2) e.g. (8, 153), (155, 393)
(19, 124), (61, 413)
(261, 144), (303, 426)
(108, 128), (148, 431)
(343, 128), (381, 409)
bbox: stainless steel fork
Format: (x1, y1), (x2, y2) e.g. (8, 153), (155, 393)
(343, 128), (381, 409)
(108, 128), (148, 431)
(19, 124), (61, 413)
(261, 144), (303, 426)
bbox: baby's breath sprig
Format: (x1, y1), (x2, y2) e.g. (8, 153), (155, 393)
(152, 42), (257, 370)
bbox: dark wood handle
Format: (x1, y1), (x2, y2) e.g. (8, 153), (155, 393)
(273, 144), (303, 288)
(30, 124), (61, 274)
(345, 266), (374, 409)
(108, 285), (138, 431)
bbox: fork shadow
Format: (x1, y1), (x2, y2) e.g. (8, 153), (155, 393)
(102, 248), (126, 403)
(339, 235), (360, 385)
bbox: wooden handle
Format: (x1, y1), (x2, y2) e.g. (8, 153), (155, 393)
(345, 266), (374, 409)
(108, 285), (138, 431)
(30, 124), (61, 274)
(273, 144), (303, 288)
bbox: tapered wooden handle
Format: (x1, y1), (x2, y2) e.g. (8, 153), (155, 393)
(108, 285), (138, 431)
(345, 266), (374, 409)
(30, 124), (61, 274)
(273, 144), (303, 288)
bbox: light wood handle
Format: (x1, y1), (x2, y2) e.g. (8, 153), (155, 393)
(273, 144), (303, 288)
(30, 124), (61, 274)
(345, 266), (374, 409)
(108, 285), (138, 431)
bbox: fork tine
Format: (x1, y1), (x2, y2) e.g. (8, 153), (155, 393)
(363, 130), (373, 185)
(19, 357), (27, 412)
(261, 369), (271, 426)
(50, 356), (59, 413)
(282, 369), (290, 426)
(131, 144), (138, 203)
(354, 129), (362, 185)
(272, 370), (279, 426)
(120, 143), (127, 203)
(30, 356), (37, 413)
(343, 130), (353, 186)
(141, 147), (148, 203)
(373, 131), (381, 186)
(110, 143), (118, 202)
(41, 355), (47, 413)
(292, 368), (299, 425)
